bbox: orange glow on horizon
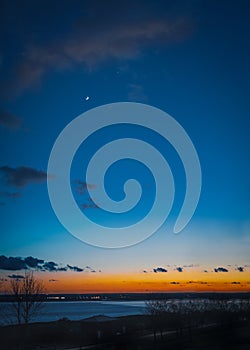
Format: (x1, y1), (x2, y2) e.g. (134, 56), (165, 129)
(38, 270), (250, 294)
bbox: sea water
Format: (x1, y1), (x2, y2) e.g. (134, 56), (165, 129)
(0, 300), (146, 325)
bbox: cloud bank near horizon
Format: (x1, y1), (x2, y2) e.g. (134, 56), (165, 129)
(0, 255), (85, 274)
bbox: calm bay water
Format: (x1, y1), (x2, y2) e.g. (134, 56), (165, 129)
(1, 298), (248, 326)
(0, 301), (146, 325)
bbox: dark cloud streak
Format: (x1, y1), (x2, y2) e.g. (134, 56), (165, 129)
(237, 266), (244, 272)
(67, 264), (84, 272)
(0, 110), (22, 130)
(8, 274), (24, 279)
(153, 267), (168, 273)
(0, 166), (48, 187)
(0, 255), (84, 273)
(214, 267), (228, 273)
(0, 191), (21, 198)
(176, 267), (183, 272)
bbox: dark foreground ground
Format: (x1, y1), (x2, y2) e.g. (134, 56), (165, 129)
(1, 311), (250, 350)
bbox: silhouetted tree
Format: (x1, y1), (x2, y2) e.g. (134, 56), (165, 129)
(10, 271), (46, 324)
(145, 299), (169, 341)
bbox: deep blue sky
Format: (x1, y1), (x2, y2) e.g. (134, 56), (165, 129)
(0, 0), (250, 286)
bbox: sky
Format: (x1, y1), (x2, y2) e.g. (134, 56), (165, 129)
(0, 0), (250, 293)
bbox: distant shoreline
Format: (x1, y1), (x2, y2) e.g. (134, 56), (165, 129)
(1, 291), (250, 303)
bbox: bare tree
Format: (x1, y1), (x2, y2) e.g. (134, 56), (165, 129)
(0, 277), (14, 325)
(10, 271), (46, 324)
(145, 299), (169, 341)
(10, 276), (22, 324)
(0, 279), (4, 323)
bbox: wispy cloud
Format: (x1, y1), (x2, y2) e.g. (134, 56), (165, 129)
(1, 1), (193, 97)
(81, 200), (100, 210)
(73, 180), (99, 210)
(128, 84), (147, 102)
(0, 191), (21, 198)
(0, 166), (48, 187)
(74, 180), (97, 195)
(67, 264), (84, 272)
(85, 266), (97, 273)
(0, 191), (21, 206)
(0, 110), (22, 130)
